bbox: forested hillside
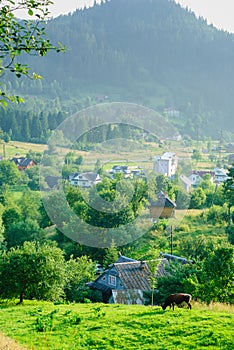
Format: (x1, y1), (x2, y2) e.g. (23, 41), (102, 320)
(2, 0), (234, 139)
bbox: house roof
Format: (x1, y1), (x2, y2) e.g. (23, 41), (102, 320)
(161, 253), (194, 264)
(82, 172), (99, 181)
(213, 168), (227, 176)
(71, 172), (99, 182)
(11, 157), (35, 167)
(115, 255), (138, 264)
(19, 158), (35, 167)
(114, 261), (151, 291)
(190, 170), (214, 178)
(86, 281), (112, 294)
(156, 152), (176, 161)
(150, 191), (176, 208)
(11, 157), (24, 165)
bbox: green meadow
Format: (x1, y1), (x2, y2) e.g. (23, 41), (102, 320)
(0, 301), (233, 350)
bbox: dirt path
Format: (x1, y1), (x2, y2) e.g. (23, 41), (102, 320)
(0, 333), (26, 350)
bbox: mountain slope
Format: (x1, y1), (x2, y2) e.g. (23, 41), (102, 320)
(8, 0), (234, 138)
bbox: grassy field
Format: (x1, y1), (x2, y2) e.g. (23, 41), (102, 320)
(0, 300), (233, 350)
(0, 141), (47, 159)
(0, 139), (230, 174)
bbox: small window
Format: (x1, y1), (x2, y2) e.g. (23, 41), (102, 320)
(108, 275), (116, 286)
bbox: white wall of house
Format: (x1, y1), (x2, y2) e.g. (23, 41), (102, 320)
(188, 174), (202, 187)
(213, 168), (228, 183)
(154, 152), (177, 177)
(69, 173), (101, 188)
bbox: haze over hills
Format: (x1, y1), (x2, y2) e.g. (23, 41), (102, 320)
(4, 0), (234, 140)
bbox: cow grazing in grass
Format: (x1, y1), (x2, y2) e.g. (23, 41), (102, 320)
(162, 293), (192, 310)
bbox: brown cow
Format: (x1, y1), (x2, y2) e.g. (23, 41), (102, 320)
(162, 293), (192, 310)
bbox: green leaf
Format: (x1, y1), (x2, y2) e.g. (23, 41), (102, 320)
(0, 100), (8, 107)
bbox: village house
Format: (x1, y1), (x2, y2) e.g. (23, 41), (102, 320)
(108, 165), (145, 179)
(213, 168), (229, 184)
(109, 165), (132, 178)
(87, 253), (193, 305)
(11, 157), (36, 171)
(163, 107), (180, 118)
(149, 191), (176, 219)
(87, 255), (167, 305)
(154, 152), (178, 178)
(69, 172), (101, 188)
(188, 170), (214, 188)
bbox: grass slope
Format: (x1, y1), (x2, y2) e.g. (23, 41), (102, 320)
(0, 301), (233, 349)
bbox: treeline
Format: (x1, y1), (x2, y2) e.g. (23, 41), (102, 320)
(0, 106), (157, 145)
(0, 108), (66, 143)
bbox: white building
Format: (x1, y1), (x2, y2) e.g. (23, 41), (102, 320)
(69, 172), (101, 188)
(213, 168), (228, 184)
(154, 152), (178, 178)
(188, 171), (215, 188)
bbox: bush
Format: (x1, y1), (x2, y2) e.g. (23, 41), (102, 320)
(35, 309), (58, 332)
(156, 262), (198, 304)
(205, 205), (229, 225)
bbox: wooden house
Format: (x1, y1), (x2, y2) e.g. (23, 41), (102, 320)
(149, 191), (176, 219)
(86, 255), (167, 304)
(11, 157), (36, 171)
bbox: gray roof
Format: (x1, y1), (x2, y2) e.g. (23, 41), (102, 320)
(115, 255), (139, 263)
(11, 157), (35, 167)
(161, 253), (194, 264)
(86, 281), (112, 294)
(150, 191), (176, 208)
(87, 256), (168, 294)
(114, 261), (151, 291)
(71, 172), (99, 182)
(81, 172), (99, 181)
(114, 259), (168, 291)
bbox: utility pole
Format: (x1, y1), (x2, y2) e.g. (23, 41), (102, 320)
(3, 143), (6, 160)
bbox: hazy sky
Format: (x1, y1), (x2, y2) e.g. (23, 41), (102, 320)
(175, 0), (234, 33)
(18, 0), (234, 33)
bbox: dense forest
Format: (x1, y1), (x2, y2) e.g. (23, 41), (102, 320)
(2, 0), (234, 140)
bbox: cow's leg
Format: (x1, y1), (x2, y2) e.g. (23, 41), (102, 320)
(187, 302), (192, 309)
(172, 303), (175, 311)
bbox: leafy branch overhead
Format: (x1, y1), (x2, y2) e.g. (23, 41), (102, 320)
(0, 0), (65, 105)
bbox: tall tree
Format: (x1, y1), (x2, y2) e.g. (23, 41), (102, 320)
(0, 241), (66, 303)
(223, 166), (234, 225)
(0, 160), (20, 185)
(199, 247), (234, 304)
(65, 255), (96, 302)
